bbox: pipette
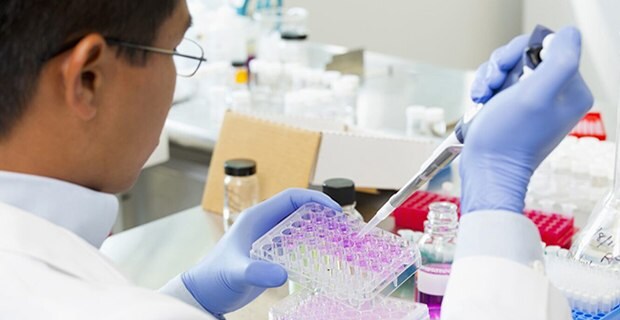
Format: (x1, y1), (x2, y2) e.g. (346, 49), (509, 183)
(359, 25), (554, 236)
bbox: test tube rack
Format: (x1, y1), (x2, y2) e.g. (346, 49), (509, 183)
(544, 246), (620, 318)
(570, 112), (607, 141)
(392, 191), (576, 248)
(573, 307), (620, 320)
(251, 202), (421, 307)
(269, 289), (430, 320)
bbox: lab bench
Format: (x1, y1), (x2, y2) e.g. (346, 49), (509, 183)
(101, 206), (288, 320)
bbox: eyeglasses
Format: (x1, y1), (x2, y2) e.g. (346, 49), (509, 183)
(46, 37), (207, 77)
(106, 38), (207, 77)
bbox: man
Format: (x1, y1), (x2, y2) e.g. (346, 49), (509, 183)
(0, 0), (594, 319)
(0, 1), (339, 319)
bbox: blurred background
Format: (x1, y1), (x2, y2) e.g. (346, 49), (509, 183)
(118, 0), (620, 232)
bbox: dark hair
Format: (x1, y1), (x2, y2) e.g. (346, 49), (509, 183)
(0, 0), (179, 137)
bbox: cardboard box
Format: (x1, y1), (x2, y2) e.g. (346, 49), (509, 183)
(202, 112), (322, 214)
(202, 112), (437, 214)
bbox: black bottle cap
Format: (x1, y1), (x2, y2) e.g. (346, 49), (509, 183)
(280, 33), (308, 41)
(224, 159), (257, 177)
(322, 178), (355, 206)
(231, 61), (247, 68)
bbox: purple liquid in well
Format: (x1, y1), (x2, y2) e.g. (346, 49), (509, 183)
(273, 206), (412, 274)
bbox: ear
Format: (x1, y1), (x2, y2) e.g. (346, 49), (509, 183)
(61, 34), (109, 121)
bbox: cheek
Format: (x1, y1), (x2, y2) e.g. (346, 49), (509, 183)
(160, 60), (177, 111)
(149, 60), (176, 143)
(128, 61), (175, 160)
(150, 59), (176, 118)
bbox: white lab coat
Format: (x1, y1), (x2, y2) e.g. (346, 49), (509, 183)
(0, 202), (213, 319)
(0, 199), (574, 320)
(442, 256), (572, 320)
(441, 210), (573, 320)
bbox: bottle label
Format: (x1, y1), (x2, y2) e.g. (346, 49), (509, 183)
(417, 263), (451, 296)
(584, 227), (620, 265)
(420, 264), (452, 276)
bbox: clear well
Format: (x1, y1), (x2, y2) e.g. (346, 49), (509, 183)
(250, 202), (421, 305)
(269, 290), (430, 320)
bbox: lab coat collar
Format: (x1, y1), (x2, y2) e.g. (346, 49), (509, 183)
(0, 171), (118, 248)
(0, 201), (127, 284)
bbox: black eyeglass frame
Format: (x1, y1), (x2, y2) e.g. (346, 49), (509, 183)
(45, 37), (207, 77)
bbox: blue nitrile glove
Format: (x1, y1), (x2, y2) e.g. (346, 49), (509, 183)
(181, 188), (341, 318)
(460, 26), (593, 215)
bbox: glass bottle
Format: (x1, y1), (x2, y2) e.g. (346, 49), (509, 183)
(332, 75), (360, 126)
(415, 202), (458, 320)
(406, 105), (427, 137)
(279, 8), (309, 66)
(425, 107), (447, 137)
(322, 178), (363, 221)
(231, 60), (249, 90)
(571, 192), (620, 268)
(571, 93), (620, 270)
(223, 159), (259, 231)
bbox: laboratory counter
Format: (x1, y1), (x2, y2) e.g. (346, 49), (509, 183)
(100, 206), (289, 320)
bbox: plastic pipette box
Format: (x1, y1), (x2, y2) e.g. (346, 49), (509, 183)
(393, 191), (576, 248)
(251, 202), (421, 306)
(570, 112), (607, 141)
(573, 306), (619, 320)
(269, 290), (430, 320)
(525, 210), (575, 248)
(601, 306), (620, 320)
(545, 248), (620, 319)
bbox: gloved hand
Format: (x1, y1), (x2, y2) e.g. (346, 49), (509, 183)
(460, 26), (593, 214)
(181, 188), (341, 318)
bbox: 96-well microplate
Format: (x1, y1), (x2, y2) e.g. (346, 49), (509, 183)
(269, 290), (430, 320)
(251, 202), (421, 306)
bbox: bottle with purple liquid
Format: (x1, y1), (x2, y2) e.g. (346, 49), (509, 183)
(415, 202), (458, 320)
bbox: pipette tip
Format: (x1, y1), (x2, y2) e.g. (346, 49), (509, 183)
(358, 203), (396, 237)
